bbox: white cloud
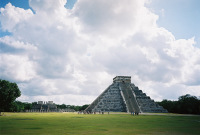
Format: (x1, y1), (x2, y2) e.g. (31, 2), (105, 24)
(0, 36), (37, 51)
(29, 0), (67, 13)
(0, 54), (36, 82)
(0, 0), (200, 104)
(0, 3), (33, 32)
(17, 94), (96, 105)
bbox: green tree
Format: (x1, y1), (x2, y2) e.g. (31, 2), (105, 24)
(57, 104), (67, 109)
(13, 101), (24, 112)
(178, 94), (200, 114)
(80, 104), (89, 111)
(32, 102), (37, 106)
(158, 94), (200, 114)
(158, 99), (175, 113)
(0, 79), (21, 113)
(12, 101), (32, 112)
(24, 102), (32, 110)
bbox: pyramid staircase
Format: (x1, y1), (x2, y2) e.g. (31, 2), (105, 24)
(120, 83), (140, 113)
(85, 76), (168, 113)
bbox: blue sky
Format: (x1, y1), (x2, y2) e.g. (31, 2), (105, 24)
(0, 0), (200, 105)
(0, 0), (77, 9)
(148, 0), (200, 47)
(0, 0), (30, 9)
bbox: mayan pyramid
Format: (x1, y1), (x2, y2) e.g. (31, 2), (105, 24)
(85, 76), (168, 113)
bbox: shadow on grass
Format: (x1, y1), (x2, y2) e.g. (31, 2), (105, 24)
(13, 118), (34, 120)
(72, 117), (84, 118)
(24, 127), (43, 130)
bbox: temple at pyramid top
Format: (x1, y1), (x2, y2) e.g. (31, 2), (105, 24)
(113, 76), (131, 83)
(85, 76), (168, 113)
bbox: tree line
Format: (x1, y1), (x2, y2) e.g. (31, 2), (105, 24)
(157, 94), (200, 114)
(0, 79), (88, 113)
(1, 79), (200, 114)
(9, 101), (89, 112)
(56, 104), (89, 111)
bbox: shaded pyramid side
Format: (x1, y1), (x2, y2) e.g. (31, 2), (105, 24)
(130, 84), (168, 113)
(85, 82), (126, 112)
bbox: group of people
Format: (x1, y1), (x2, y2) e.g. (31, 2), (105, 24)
(131, 112), (139, 115)
(78, 111), (108, 114)
(78, 111), (139, 115)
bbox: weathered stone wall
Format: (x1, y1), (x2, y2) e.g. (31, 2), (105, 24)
(131, 84), (168, 113)
(91, 83), (126, 112)
(113, 76), (131, 83)
(85, 76), (168, 113)
(31, 101), (58, 112)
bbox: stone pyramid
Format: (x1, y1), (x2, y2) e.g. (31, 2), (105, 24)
(85, 76), (168, 113)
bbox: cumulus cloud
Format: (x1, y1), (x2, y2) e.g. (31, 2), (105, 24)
(0, 0), (200, 105)
(0, 3), (33, 32)
(0, 54), (36, 82)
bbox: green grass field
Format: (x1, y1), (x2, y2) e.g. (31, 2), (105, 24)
(0, 112), (200, 135)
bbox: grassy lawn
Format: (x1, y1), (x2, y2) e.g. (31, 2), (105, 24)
(0, 112), (200, 135)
